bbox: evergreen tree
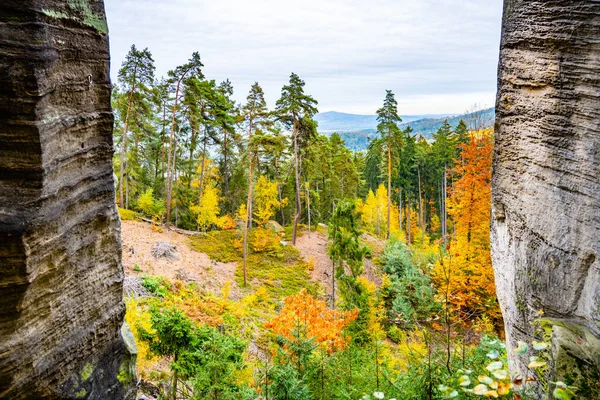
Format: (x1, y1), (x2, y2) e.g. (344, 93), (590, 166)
(241, 82), (270, 286)
(376, 90), (403, 238)
(116, 45), (155, 208)
(275, 73), (318, 245)
(165, 52), (204, 228)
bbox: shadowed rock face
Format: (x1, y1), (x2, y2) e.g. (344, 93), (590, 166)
(0, 1), (135, 398)
(493, 0), (600, 393)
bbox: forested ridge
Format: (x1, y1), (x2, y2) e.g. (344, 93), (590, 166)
(115, 45), (574, 399)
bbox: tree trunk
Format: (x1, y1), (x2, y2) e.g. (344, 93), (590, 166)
(0, 2), (134, 397)
(417, 166), (423, 245)
(198, 127), (208, 202)
(119, 74), (136, 208)
(165, 72), (189, 228)
(406, 195), (411, 245)
(223, 128), (229, 205)
(291, 115), (302, 245)
(307, 183), (311, 238)
(399, 189), (403, 233)
(492, 1), (600, 390)
(331, 261), (335, 309)
(387, 144), (391, 239)
(160, 100), (167, 181)
(243, 118), (254, 287)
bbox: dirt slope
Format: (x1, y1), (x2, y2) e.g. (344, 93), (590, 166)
(121, 221), (239, 297)
(294, 230), (384, 305)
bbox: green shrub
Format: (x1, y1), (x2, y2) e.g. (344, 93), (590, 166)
(141, 275), (168, 297)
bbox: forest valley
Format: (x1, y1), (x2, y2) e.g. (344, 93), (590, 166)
(115, 46), (574, 399)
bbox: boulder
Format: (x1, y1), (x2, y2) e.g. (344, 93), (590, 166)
(266, 220), (285, 233)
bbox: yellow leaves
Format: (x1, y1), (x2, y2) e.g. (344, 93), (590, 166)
(361, 184), (400, 237)
(192, 183), (223, 232)
(124, 298), (160, 378)
(241, 286), (269, 308)
(236, 204), (248, 223)
(250, 227), (279, 253)
(307, 256), (315, 271)
(253, 176), (283, 227)
(265, 289), (358, 354)
(221, 214), (237, 230)
(221, 281), (232, 300)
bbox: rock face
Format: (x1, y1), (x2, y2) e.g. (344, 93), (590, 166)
(0, 1), (135, 398)
(492, 0), (600, 394)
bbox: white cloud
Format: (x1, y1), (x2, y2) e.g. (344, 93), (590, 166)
(105, 0), (503, 114)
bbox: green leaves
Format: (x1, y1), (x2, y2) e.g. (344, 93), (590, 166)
(552, 381), (577, 399)
(532, 341), (548, 351)
(486, 349), (499, 360)
(514, 341), (529, 355)
(438, 385), (459, 398)
(485, 361), (503, 372)
(527, 356), (546, 369)
(458, 375), (471, 387)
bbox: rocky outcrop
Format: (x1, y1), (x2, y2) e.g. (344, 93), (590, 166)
(0, 1), (135, 398)
(492, 0), (600, 394)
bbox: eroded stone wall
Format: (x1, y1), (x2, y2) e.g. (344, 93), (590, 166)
(0, 1), (135, 398)
(492, 0), (600, 394)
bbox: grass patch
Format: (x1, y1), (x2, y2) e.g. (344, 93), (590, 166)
(236, 252), (320, 299)
(188, 230), (242, 262)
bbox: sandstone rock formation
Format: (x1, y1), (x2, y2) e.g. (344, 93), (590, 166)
(0, 1), (135, 398)
(492, 0), (600, 394)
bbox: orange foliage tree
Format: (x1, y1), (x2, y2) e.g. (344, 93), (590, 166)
(434, 129), (501, 323)
(265, 289), (357, 355)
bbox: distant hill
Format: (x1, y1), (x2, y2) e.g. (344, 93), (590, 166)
(314, 111), (454, 132)
(317, 108), (495, 151)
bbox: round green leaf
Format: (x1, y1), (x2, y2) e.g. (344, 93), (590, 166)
(514, 341), (529, 355)
(486, 361), (503, 372)
(486, 350), (499, 360)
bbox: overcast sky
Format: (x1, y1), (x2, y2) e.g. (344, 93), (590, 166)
(105, 0), (503, 115)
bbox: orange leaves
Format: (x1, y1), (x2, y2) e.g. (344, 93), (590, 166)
(433, 129), (501, 324)
(265, 289), (357, 354)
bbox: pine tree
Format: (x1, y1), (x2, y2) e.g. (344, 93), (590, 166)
(241, 83), (269, 286)
(376, 90), (403, 239)
(275, 73), (318, 245)
(165, 52), (204, 228)
(116, 45), (155, 208)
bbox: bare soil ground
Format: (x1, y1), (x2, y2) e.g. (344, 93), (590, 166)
(294, 230), (384, 304)
(121, 221), (240, 298)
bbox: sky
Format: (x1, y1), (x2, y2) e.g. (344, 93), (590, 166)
(105, 0), (503, 115)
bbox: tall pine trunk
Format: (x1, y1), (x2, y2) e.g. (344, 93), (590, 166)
(119, 73), (136, 208)
(407, 195), (411, 244)
(418, 166), (423, 245)
(242, 118), (254, 287)
(165, 74), (186, 228)
(291, 116), (302, 245)
(387, 144), (391, 238)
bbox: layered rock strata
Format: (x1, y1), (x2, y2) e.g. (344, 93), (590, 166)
(0, 1), (135, 398)
(492, 0), (600, 394)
